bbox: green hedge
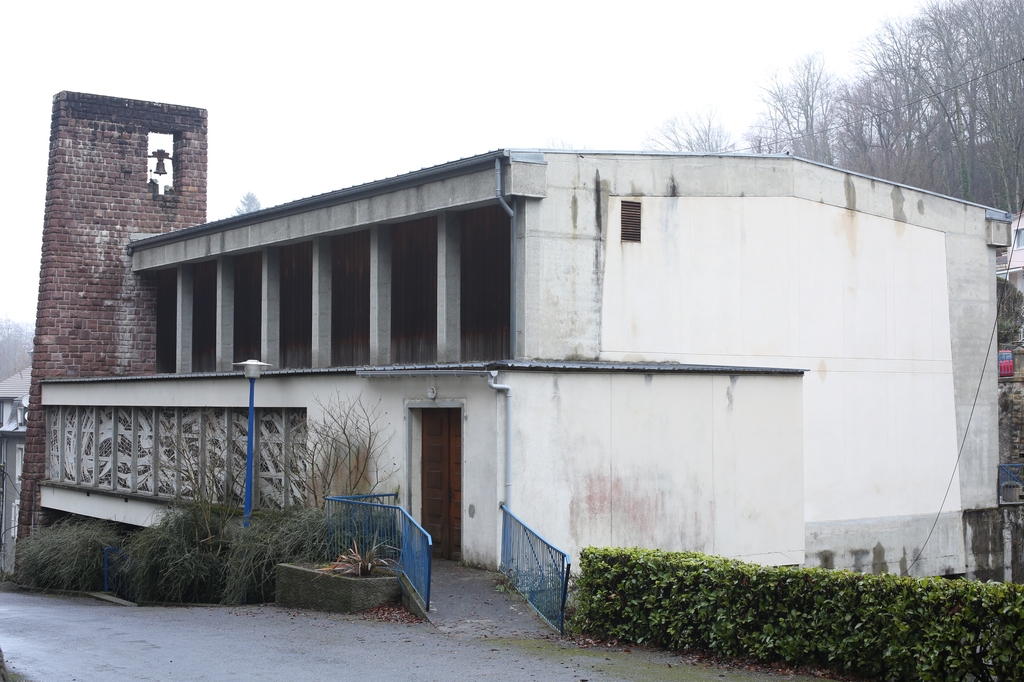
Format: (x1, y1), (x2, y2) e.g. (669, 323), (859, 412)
(573, 547), (1024, 681)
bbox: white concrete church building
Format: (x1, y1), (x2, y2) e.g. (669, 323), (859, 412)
(27, 93), (1017, 579)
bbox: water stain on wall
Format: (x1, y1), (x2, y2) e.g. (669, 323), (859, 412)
(964, 508), (1005, 582)
(891, 186), (907, 223)
(569, 470), (612, 546)
(610, 474), (670, 548)
(569, 468), (712, 553)
(840, 212), (859, 256)
(872, 542), (889, 574)
(844, 174), (857, 211)
(851, 548), (870, 573)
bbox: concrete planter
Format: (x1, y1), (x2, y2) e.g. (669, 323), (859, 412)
(275, 564), (401, 613)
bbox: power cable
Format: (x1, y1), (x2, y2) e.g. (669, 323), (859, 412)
(901, 200), (1024, 576)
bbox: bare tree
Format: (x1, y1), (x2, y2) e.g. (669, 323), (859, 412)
(832, 0), (1024, 212)
(0, 318), (32, 380)
(745, 53), (840, 164)
(292, 393), (397, 508)
(644, 108), (736, 153)
(545, 139), (592, 150)
(834, 19), (941, 187)
(235, 192), (262, 215)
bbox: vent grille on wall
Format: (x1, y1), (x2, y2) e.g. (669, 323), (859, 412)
(621, 201), (641, 242)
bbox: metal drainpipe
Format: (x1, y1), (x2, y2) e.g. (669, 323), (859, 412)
(494, 158), (517, 359)
(0, 441), (5, 573)
(487, 370), (513, 508)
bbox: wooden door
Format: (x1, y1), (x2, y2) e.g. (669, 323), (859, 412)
(421, 408), (462, 560)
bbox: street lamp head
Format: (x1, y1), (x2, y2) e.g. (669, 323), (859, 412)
(233, 359), (273, 380)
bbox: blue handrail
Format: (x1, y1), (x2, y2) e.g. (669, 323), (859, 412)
(325, 496), (432, 611)
(330, 494), (399, 503)
(499, 503), (571, 634)
(999, 464), (1024, 504)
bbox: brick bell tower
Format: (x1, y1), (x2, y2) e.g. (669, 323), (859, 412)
(19, 92), (208, 538)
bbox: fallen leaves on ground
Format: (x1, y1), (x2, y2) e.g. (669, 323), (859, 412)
(360, 602), (424, 624)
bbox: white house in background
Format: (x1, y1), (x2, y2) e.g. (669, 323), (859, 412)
(997, 213), (1024, 295)
(26, 110), (1017, 579)
(0, 368), (30, 572)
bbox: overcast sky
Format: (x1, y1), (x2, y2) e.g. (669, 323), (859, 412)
(0, 0), (927, 326)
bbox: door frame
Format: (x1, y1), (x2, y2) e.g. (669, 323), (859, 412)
(404, 399), (464, 522)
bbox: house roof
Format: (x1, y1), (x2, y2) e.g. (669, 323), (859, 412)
(127, 149), (523, 254)
(0, 368), (31, 400)
(128, 149), (1014, 258)
(40, 360), (804, 384)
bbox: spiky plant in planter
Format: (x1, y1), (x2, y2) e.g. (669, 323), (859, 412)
(322, 541), (393, 577)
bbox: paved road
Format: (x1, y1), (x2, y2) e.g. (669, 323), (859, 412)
(0, 589), (827, 682)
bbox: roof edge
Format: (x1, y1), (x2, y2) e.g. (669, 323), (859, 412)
(128, 150), (513, 254)
(129, 150), (1015, 256)
(40, 360), (805, 385)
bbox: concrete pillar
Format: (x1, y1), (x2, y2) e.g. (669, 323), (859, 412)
(216, 256), (234, 371)
(437, 212), (461, 363)
(261, 247), (281, 368)
(369, 225), (391, 366)
(312, 237), (332, 368)
(514, 198), (534, 360)
(176, 264), (193, 374)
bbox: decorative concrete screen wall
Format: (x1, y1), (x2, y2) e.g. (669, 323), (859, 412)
(45, 406), (306, 509)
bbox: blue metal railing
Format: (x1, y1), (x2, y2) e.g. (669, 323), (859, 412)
(329, 493), (399, 504)
(325, 496), (432, 610)
(103, 546), (134, 602)
(325, 495), (400, 561)
(499, 503), (571, 634)
(397, 510), (432, 611)
(999, 464), (1024, 504)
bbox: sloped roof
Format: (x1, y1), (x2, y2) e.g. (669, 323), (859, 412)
(128, 149), (1014, 257)
(0, 368), (31, 399)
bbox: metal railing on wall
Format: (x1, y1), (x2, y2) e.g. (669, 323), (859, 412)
(999, 464), (1024, 505)
(325, 495), (432, 611)
(499, 503), (571, 634)
(326, 494), (400, 562)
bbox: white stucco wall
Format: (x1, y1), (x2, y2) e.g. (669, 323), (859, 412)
(596, 195), (962, 529)
(510, 152), (1002, 574)
(43, 368), (803, 569)
(510, 371), (804, 566)
(43, 373), (505, 567)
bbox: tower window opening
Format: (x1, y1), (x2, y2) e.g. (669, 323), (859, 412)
(147, 132), (175, 196)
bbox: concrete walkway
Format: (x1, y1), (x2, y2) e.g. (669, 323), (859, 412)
(0, 571), (835, 682)
(427, 559), (555, 639)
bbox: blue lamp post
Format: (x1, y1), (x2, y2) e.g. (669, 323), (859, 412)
(233, 359), (272, 527)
